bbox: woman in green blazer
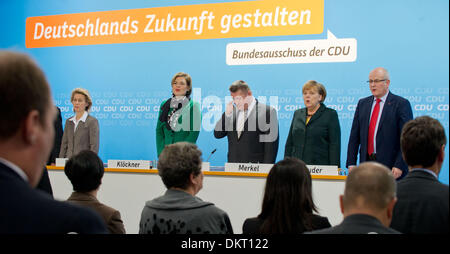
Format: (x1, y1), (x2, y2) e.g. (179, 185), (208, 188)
(156, 72), (201, 157)
(285, 80), (341, 167)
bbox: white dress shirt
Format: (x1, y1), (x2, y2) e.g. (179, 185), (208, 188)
(370, 91), (389, 153)
(70, 111), (88, 132)
(0, 157), (28, 182)
(237, 96), (256, 133)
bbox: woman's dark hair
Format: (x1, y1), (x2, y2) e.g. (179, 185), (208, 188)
(258, 157), (317, 233)
(64, 150), (104, 192)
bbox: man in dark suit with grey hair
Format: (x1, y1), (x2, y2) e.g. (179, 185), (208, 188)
(214, 80), (279, 163)
(347, 67), (413, 179)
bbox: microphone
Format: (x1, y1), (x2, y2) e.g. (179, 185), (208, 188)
(177, 103), (182, 109)
(206, 148), (217, 162)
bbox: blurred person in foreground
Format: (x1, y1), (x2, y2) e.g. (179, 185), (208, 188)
(0, 51), (107, 234)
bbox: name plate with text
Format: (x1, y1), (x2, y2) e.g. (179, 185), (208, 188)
(201, 162), (210, 171)
(55, 158), (69, 167)
(108, 160), (150, 169)
(307, 165), (339, 176)
(225, 163), (274, 174)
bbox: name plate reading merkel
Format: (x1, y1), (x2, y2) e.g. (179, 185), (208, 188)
(108, 160), (150, 169)
(224, 163), (274, 174)
(307, 165), (339, 176)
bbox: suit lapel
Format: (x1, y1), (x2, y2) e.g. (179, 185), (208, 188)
(307, 103), (325, 125)
(361, 96), (374, 142)
(377, 92), (393, 133)
(298, 108), (307, 126)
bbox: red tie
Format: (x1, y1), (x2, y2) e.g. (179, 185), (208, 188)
(368, 98), (381, 155)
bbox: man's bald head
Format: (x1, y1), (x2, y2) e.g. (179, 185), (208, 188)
(343, 162), (396, 212)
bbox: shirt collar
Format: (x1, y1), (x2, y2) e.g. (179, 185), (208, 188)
(0, 157), (29, 182)
(70, 111), (88, 122)
(411, 168), (438, 179)
(374, 90), (389, 103)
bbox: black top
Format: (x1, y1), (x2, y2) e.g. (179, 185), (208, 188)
(242, 214), (331, 234)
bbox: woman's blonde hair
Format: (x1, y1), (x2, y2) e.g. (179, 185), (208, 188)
(302, 80), (327, 103)
(71, 87), (92, 111)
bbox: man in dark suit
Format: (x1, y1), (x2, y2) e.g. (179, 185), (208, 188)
(390, 116), (449, 234)
(309, 162), (400, 234)
(0, 51), (107, 234)
(214, 80), (279, 163)
(346, 67), (413, 179)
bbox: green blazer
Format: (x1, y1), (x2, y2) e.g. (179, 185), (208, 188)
(156, 99), (201, 157)
(284, 103), (341, 167)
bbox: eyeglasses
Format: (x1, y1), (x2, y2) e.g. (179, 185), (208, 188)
(366, 79), (387, 84)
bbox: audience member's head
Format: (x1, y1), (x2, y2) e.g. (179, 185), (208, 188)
(0, 51), (56, 187)
(258, 157), (317, 233)
(64, 150), (104, 192)
(340, 162), (397, 227)
(401, 116), (447, 174)
(157, 142), (203, 195)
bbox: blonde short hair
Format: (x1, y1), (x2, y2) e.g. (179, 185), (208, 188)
(71, 88), (92, 111)
(302, 80), (327, 103)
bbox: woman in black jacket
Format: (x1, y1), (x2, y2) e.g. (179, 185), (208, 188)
(285, 80), (341, 167)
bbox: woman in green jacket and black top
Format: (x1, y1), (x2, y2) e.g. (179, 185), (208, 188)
(156, 72), (201, 157)
(285, 80), (341, 167)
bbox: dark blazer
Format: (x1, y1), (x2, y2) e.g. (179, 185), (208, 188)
(285, 103), (341, 167)
(308, 214), (401, 234)
(390, 170), (449, 234)
(48, 106), (63, 165)
(67, 192), (126, 234)
(0, 162), (107, 234)
(346, 92), (413, 178)
(214, 100), (279, 163)
(59, 114), (99, 158)
(242, 214), (331, 234)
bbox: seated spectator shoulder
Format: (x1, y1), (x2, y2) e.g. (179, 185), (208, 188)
(139, 142), (233, 234)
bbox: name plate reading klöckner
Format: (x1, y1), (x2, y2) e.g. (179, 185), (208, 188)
(307, 165), (339, 176)
(225, 163), (274, 174)
(108, 160), (150, 169)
